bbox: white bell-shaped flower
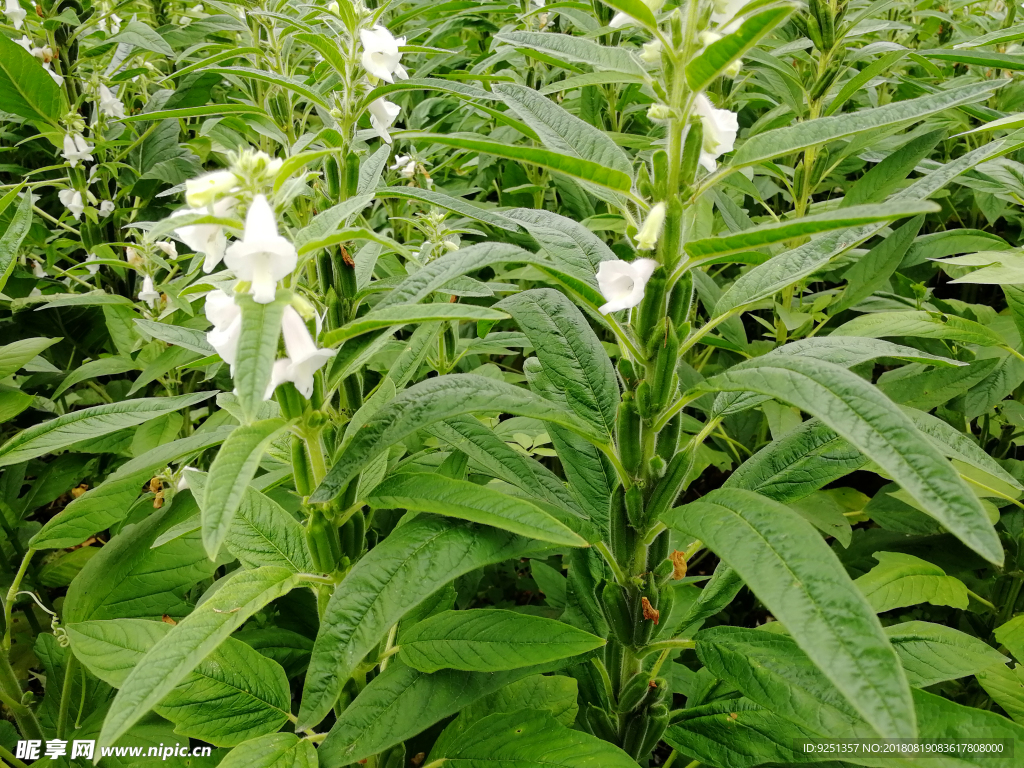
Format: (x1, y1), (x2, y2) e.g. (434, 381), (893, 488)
(98, 85), (126, 119)
(62, 134), (94, 168)
(138, 275), (160, 308)
(223, 195), (297, 304)
(15, 35), (31, 51)
(84, 253), (101, 275)
(693, 93), (738, 172)
(368, 98), (401, 144)
(359, 25), (408, 83)
(263, 306), (337, 399)
(204, 289), (242, 368)
(58, 189), (85, 220)
(5, 0), (26, 29)
(390, 155), (416, 178)
(99, 200), (115, 217)
(173, 197), (235, 273)
(596, 258), (659, 314)
(185, 170), (238, 208)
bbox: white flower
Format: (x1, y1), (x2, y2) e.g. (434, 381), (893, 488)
(173, 197), (235, 273)
(205, 290), (242, 368)
(98, 85), (126, 119)
(175, 466), (197, 491)
(641, 39), (662, 64)
(636, 202), (666, 250)
(224, 195), (297, 304)
(596, 258), (659, 314)
(360, 25), (408, 83)
(138, 275), (160, 307)
(32, 260), (46, 278)
(58, 189), (85, 220)
(389, 155), (417, 178)
(693, 93), (738, 172)
(99, 200), (115, 217)
(155, 241), (177, 258)
(327, 1), (339, 12)
(30, 45), (64, 86)
(185, 170), (239, 208)
(264, 306), (337, 399)
(5, 0), (26, 29)
(368, 98), (401, 144)
(61, 134), (94, 168)
(610, 0), (664, 28)
(700, 31), (723, 46)
(84, 253), (101, 275)
(712, 0), (746, 27)
(15, 35), (31, 51)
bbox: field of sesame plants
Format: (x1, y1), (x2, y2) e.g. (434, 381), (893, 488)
(4, 0), (1024, 766)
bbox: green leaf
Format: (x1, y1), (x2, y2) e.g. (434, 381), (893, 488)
(731, 81), (1002, 168)
(919, 48), (1024, 71)
(135, 319), (215, 355)
(695, 626), (875, 739)
(428, 416), (585, 518)
(0, 36), (63, 124)
(105, 20), (175, 55)
(323, 304), (509, 347)
(0, 391), (215, 468)
(494, 31), (647, 77)
(699, 357), (1002, 564)
(401, 132), (635, 195)
(52, 356), (138, 400)
(854, 552), (970, 612)
(318, 662), (560, 766)
(310, 374), (604, 504)
(831, 310), (1004, 346)
(297, 516), (538, 729)
(31, 427), (234, 549)
(493, 82), (632, 186)
(841, 130), (946, 208)
(366, 473), (589, 547)
(714, 136), (1012, 315)
(832, 215), (924, 314)
(118, 103), (267, 123)
(995, 616), (1024, 662)
(503, 208), (617, 309)
(400, 609), (603, 672)
(975, 663), (1024, 724)
(664, 488), (916, 739)
(233, 293), (289, 422)
(97, 566), (301, 749)
(686, 5), (796, 91)
(186, 470), (313, 572)
(64, 499), (217, 623)
(376, 243), (540, 309)
(67, 619), (292, 747)
(207, 66), (331, 108)
(725, 418), (864, 502)
(217, 734), (317, 768)
(497, 288), (619, 438)
(0, 190), (34, 292)
(684, 201), (938, 259)
(376, 187), (523, 232)
(428, 710), (638, 768)
(885, 621), (1008, 688)
(200, 418), (288, 560)
(0, 337), (60, 379)
(524, 360), (616, 528)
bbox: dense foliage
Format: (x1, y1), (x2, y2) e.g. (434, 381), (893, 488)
(4, 0), (1024, 766)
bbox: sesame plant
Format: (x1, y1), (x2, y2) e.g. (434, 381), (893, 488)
(4, 0), (1024, 766)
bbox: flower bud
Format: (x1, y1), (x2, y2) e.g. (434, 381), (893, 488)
(636, 202), (667, 250)
(185, 170), (239, 208)
(646, 103), (674, 122)
(640, 39), (662, 64)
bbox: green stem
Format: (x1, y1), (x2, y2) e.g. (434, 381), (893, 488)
(0, 651), (43, 741)
(0, 742), (29, 768)
(56, 650), (78, 740)
(3, 549), (36, 652)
